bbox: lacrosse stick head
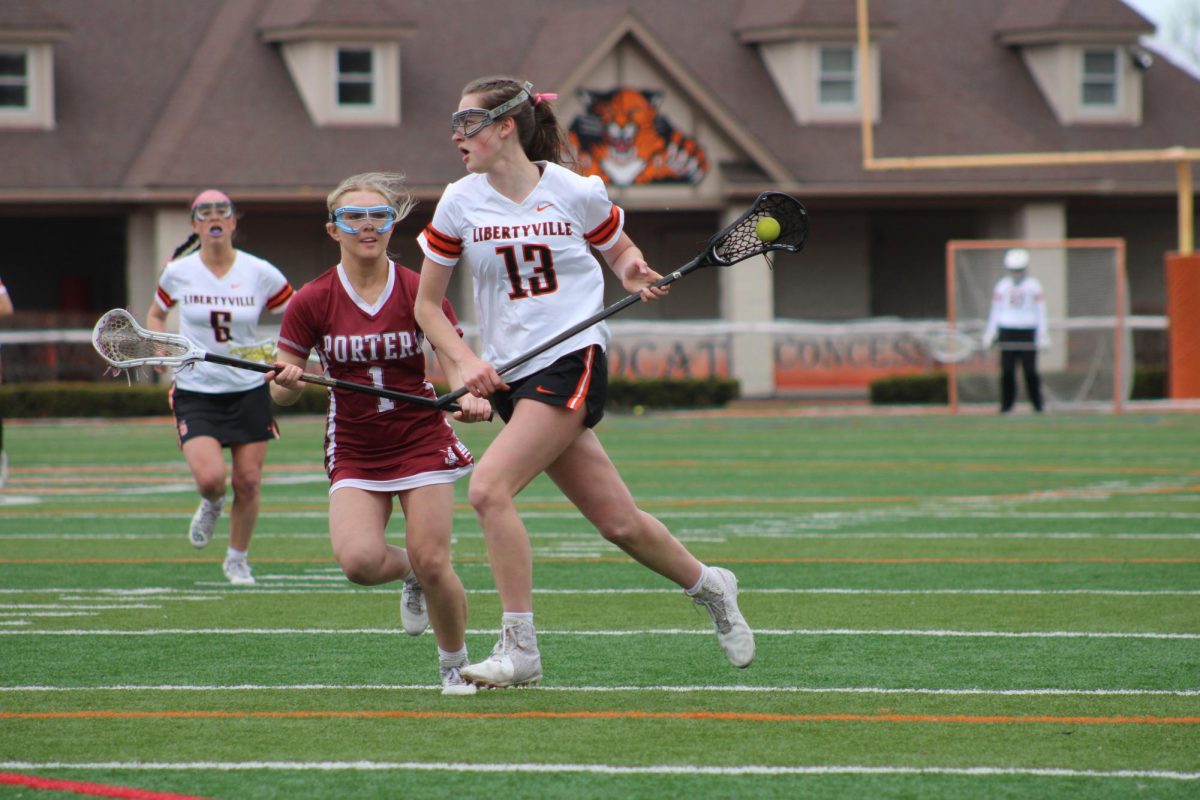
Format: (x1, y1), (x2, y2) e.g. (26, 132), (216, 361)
(92, 308), (194, 371)
(926, 328), (979, 363)
(708, 192), (808, 266)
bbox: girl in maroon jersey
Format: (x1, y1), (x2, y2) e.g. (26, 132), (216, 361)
(268, 172), (491, 696)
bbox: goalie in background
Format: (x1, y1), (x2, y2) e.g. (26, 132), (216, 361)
(982, 248), (1048, 413)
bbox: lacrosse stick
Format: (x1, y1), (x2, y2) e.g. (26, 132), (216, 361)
(92, 308), (455, 411)
(926, 327), (1041, 363)
(437, 191), (808, 408)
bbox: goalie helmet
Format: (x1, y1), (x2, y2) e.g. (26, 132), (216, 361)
(1004, 248), (1030, 270)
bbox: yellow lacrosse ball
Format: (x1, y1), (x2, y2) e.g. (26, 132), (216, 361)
(755, 216), (781, 242)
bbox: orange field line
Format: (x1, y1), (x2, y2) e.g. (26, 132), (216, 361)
(3, 557), (1199, 566)
(4, 709), (1198, 725)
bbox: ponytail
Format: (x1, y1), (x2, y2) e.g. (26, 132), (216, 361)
(171, 233), (199, 260)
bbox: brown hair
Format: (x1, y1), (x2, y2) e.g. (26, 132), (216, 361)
(462, 76), (573, 166)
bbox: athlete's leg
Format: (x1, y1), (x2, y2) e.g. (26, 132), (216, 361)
(547, 428), (702, 589)
(227, 440), (267, 552)
(398, 481), (467, 652)
(182, 435), (228, 503)
(328, 487), (412, 585)
(467, 399), (586, 612)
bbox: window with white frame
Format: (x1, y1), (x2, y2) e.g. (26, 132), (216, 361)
(818, 45), (856, 106)
(336, 47), (374, 106)
(0, 49), (30, 110)
(1081, 48), (1119, 107)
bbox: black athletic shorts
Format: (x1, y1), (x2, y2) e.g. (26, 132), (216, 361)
(490, 345), (608, 429)
(170, 383), (279, 447)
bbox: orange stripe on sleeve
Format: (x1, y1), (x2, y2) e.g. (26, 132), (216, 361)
(266, 283), (295, 310)
(584, 205), (621, 246)
(156, 286), (175, 308)
(424, 224), (463, 258)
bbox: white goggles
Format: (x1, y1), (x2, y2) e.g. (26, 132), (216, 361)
(331, 205), (397, 234)
(451, 82), (532, 137)
(192, 201), (234, 222)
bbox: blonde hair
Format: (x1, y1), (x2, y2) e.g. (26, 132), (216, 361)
(326, 172), (417, 219)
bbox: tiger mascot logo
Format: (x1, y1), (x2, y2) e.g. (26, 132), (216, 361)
(568, 88), (707, 186)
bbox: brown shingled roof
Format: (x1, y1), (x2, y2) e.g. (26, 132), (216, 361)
(0, 0), (1195, 204)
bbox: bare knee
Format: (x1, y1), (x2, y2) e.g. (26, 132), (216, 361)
(467, 470), (512, 519)
(406, 542), (451, 590)
(194, 471), (226, 501)
(335, 548), (386, 586)
(230, 472), (261, 503)
(597, 510), (652, 549)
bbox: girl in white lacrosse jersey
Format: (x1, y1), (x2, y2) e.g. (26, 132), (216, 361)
(146, 189), (294, 585)
(268, 172), (491, 696)
(415, 75), (755, 689)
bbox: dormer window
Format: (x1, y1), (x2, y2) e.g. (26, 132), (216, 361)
(258, 14), (414, 128)
(818, 46), (856, 107)
(1081, 48), (1119, 107)
(336, 47), (374, 107)
(0, 50), (29, 109)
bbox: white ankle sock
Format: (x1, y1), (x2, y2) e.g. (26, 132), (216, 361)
(226, 546), (247, 562)
(685, 565), (710, 595)
(438, 646), (468, 667)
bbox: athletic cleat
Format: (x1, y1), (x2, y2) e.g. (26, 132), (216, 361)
(462, 618), (542, 688)
(440, 664), (478, 696)
(691, 566), (755, 668)
(188, 496), (225, 548)
(223, 558), (255, 586)
(400, 576), (429, 635)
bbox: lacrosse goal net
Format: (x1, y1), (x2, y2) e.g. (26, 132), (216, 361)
(946, 239), (1130, 413)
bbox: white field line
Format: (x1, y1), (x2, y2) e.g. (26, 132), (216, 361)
(1, 627), (1198, 639)
(0, 586), (1197, 598)
(1, 684), (1197, 697)
(0, 761), (1195, 780)
(4, 530), (1200, 540)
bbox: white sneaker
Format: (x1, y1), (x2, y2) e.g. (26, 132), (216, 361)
(223, 558), (255, 586)
(400, 576), (429, 636)
(188, 496), (225, 548)
(690, 566), (755, 668)
(440, 663), (478, 696)
(462, 618), (542, 688)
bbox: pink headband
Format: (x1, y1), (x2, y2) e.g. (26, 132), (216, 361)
(533, 92), (558, 106)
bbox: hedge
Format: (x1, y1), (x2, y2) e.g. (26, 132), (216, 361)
(0, 377), (740, 418)
(869, 365), (1168, 405)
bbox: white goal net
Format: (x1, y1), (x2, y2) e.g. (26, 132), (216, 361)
(947, 239), (1131, 412)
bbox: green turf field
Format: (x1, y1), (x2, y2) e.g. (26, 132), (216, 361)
(0, 410), (1197, 799)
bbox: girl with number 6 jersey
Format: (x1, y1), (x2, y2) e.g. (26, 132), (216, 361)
(147, 189), (294, 586)
(414, 76), (755, 689)
(268, 172), (491, 696)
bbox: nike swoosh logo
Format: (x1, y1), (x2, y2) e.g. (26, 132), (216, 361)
(536, 202), (554, 212)
(535, 385), (557, 395)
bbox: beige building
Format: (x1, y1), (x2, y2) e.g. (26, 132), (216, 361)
(0, 0), (1195, 394)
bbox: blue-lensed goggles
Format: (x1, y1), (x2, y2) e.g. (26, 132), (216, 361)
(331, 205), (397, 234)
(451, 82), (532, 137)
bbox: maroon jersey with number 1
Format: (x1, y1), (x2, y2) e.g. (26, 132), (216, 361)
(277, 262), (473, 491)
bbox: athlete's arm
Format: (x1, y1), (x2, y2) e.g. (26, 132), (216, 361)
(415, 257), (507, 397)
(601, 232), (669, 303)
(267, 350), (308, 406)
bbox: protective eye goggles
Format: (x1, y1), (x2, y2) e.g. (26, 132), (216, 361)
(192, 202), (234, 222)
(330, 205), (398, 234)
(451, 81), (533, 137)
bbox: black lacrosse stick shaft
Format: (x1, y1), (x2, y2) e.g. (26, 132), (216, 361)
(435, 191), (807, 410)
(203, 353), (459, 412)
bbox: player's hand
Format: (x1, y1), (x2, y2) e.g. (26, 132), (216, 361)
(268, 361), (305, 390)
(452, 393), (494, 423)
(622, 258), (669, 303)
(460, 357), (508, 398)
